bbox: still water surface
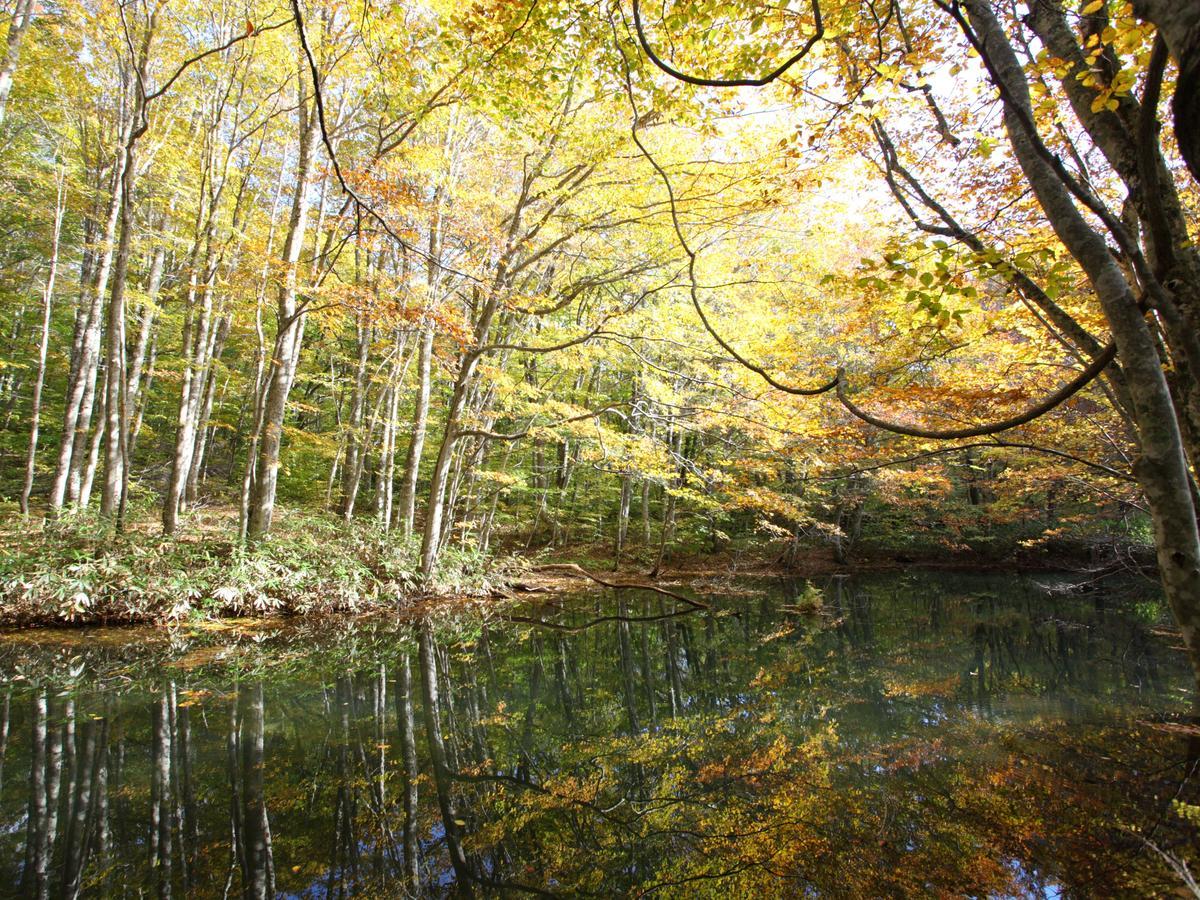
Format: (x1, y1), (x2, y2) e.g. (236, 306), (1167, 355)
(0, 571), (1197, 897)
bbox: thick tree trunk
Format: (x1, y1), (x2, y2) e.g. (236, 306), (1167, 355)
(238, 160), (288, 541)
(1028, 2), (1200, 474)
(966, 0), (1200, 701)
(162, 228), (219, 533)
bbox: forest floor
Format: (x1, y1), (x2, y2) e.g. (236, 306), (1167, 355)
(0, 502), (1154, 629)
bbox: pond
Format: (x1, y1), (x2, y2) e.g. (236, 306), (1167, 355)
(0, 570), (1197, 898)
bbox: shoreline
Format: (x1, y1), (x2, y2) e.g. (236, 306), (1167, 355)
(0, 538), (1153, 632)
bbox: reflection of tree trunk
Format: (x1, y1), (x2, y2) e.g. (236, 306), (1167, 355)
(239, 682), (274, 900)
(329, 675), (357, 898)
(518, 638), (544, 782)
(0, 690), (6, 802)
(396, 653), (421, 893)
(433, 646), (461, 774)
(640, 610), (658, 727)
(663, 615), (682, 718)
(480, 625), (499, 701)
(60, 716), (107, 899)
(173, 684), (198, 891)
(554, 637), (576, 728)
(466, 674), (488, 765)
(417, 625), (473, 888)
(225, 699), (244, 899)
(94, 712), (112, 896)
(151, 690), (173, 899)
(373, 666), (387, 882)
(618, 600), (641, 733)
(21, 692), (48, 900)
(46, 698), (67, 868)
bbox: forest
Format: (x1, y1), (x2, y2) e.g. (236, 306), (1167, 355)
(0, 0), (1196, 638)
(1, 0), (1199, 663)
(1, 0), (1200, 895)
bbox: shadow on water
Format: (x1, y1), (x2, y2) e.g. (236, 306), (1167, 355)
(0, 570), (1197, 897)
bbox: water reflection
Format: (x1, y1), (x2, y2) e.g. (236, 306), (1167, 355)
(0, 572), (1196, 896)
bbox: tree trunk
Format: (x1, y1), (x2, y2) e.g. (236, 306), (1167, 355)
(613, 474), (632, 569)
(339, 318), (371, 520)
(0, 0), (35, 125)
(1130, 0), (1200, 183)
(49, 143), (127, 512)
(398, 324), (434, 539)
(246, 66), (318, 542)
(101, 23), (153, 524)
(125, 245), (164, 465)
(399, 200), (443, 538)
(186, 315), (230, 504)
(20, 165), (65, 514)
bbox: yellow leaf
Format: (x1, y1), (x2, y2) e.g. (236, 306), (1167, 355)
(1082, 0), (1104, 13)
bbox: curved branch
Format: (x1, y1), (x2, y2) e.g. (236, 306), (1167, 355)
(615, 14), (837, 396)
(289, 0), (539, 286)
(454, 403), (626, 442)
(631, 0), (823, 88)
(836, 342), (1117, 439)
(146, 20), (291, 103)
(796, 439), (1135, 484)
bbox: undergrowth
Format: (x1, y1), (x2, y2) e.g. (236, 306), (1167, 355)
(0, 505), (523, 626)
